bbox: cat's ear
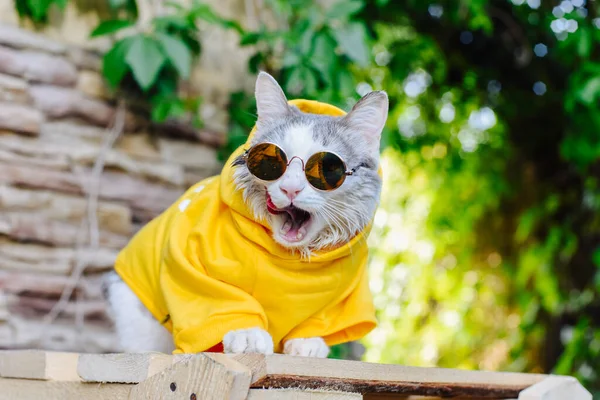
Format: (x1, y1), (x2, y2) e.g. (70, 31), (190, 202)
(255, 71), (291, 122)
(343, 91), (388, 154)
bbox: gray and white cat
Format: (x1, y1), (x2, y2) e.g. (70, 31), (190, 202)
(105, 72), (388, 357)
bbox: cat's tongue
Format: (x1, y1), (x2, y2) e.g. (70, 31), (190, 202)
(280, 207), (310, 242)
(265, 193), (310, 242)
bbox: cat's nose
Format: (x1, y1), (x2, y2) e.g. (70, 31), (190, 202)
(280, 183), (304, 201)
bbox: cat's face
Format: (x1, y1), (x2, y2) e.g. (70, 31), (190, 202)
(233, 72), (388, 255)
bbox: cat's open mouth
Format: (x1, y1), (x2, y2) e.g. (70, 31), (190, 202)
(266, 194), (312, 243)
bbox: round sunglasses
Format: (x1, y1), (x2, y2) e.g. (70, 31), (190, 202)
(242, 142), (355, 191)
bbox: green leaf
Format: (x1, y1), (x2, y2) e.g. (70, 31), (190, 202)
(593, 247), (600, 268)
(577, 77), (600, 105)
(192, 4), (243, 33)
(151, 96), (186, 122)
(282, 52), (301, 68)
(284, 66), (318, 96)
(125, 35), (166, 91)
(303, 67), (318, 94)
(153, 15), (189, 31)
(338, 69), (355, 97)
(156, 32), (192, 79)
(26, 0), (52, 21)
(108, 0), (127, 8)
(515, 208), (539, 243)
(15, 0), (30, 19)
(311, 33), (336, 77)
(577, 27), (592, 58)
(332, 22), (370, 66)
(90, 19), (135, 38)
(326, 0), (364, 19)
(285, 67), (304, 95)
(248, 53), (264, 73)
(240, 32), (262, 46)
(102, 37), (134, 88)
(164, 0), (185, 11)
(299, 26), (315, 55)
(151, 97), (173, 122)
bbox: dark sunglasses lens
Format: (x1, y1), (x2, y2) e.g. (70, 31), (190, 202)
(305, 152), (347, 191)
(246, 143), (287, 181)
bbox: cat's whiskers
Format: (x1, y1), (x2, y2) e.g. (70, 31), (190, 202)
(327, 197), (372, 223)
(322, 202), (363, 234)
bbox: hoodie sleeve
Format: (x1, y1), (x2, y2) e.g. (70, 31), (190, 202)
(160, 250), (269, 354)
(282, 263), (377, 347)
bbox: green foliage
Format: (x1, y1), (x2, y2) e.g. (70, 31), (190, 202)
(238, 0), (370, 103)
(90, 1), (239, 125)
(231, 0), (600, 395)
(14, 0), (67, 23)
(92, 2), (202, 124)
(90, 19), (136, 37)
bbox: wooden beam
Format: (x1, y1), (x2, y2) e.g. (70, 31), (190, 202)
(518, 376), (591, 400)
(230, 354), (547, 398)
(77, 352), (174, 383)
(206, 353), (255, 399)
(248, 388), (362, 399)
(130, 353), (251, 400)
(0, 350), (80, 381)
(0, 378), (130, 400)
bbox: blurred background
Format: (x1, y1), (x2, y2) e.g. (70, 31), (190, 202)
(0, 0), (598, 396)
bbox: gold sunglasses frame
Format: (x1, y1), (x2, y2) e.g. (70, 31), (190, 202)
(242, 142), (355, 192)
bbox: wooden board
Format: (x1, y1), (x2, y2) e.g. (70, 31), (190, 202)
(130, 353), (250, 400)
(0, 378), (130, 400)
(0, 351), (591, 400)
(248, 388), (362, 399)
(206, 353), (254, 398)
(0, 350), (80, 381)
(77, 352), (174, 383)
(231, 354), (547, 398)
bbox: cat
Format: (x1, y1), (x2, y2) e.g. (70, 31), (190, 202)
(105, 72), (388, 357)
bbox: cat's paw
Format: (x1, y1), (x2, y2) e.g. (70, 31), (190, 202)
(223, 328), (274, 355)
(283, 337), (329, 358)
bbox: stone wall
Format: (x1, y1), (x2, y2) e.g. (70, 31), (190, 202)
(0, 1), (251, 352)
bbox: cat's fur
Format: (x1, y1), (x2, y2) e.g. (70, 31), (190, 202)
(105, 72), (388, 356)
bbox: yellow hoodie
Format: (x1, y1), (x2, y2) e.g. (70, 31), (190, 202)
(114, 99), (377, 354)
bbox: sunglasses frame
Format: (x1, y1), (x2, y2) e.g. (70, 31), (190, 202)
(242, 141), (356, 192)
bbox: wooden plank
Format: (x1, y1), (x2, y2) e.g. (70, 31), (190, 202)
(230, 354), (547, 398)
(79, 353), (253, 398)
(205, 353), (253, 399)
(0, 350), (80, 381)
(518, 376), (591, 400)
(130, 353), (250, 400)
(248, 388), (362, 399)
(365, 395), (502, 399)
(0, 378), (130, 400)
(77, 352), (174, 383)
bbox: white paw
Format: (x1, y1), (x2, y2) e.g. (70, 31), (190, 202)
(283, 337), (329, 358)
(223, 328), (274, 355)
